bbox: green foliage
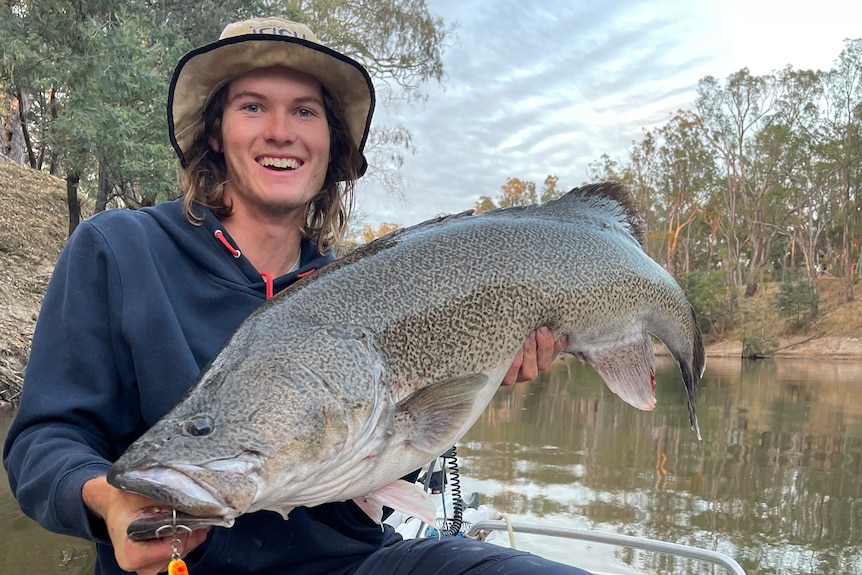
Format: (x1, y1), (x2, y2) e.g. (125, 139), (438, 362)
(677, 270), (738, 338)
(539, 175), (563, 203)
(740, 331), (778, 359)
(0, 0), (451, 213)
(775, 269), (820, 329)
(474, 195), (496, 214)
(478, 174), (561, 212)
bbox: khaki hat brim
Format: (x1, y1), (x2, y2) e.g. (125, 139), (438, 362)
(168, 34), (374, 176)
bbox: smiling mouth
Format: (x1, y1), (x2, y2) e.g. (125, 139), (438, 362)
(258, 157), (302, 170)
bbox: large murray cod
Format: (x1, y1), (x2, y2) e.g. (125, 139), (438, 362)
(108, 182), (705, 537)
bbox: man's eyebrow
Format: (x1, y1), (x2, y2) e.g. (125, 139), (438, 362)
(228, 90), (325, 107)
(228, 90), (267, 103)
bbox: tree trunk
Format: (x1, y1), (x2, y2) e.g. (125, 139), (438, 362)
(744, 235), (764, 297)
(14, 89), (37, 168)
(843, 183), (855, 302)
(66, 171), (81, 237)
(47, 89), (58, 175)
(96, 158), (110, 213)
(2, 95), (27, 164)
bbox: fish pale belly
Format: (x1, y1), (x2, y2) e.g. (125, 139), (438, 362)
(325, 372), (500, 525)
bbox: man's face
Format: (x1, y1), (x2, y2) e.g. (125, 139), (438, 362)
(214, 67), (330, 223)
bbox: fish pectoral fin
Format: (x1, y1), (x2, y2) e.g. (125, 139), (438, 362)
(581, 334), (657, 411)
(394, 373), (490, 455)
(353, 480), (436, 526)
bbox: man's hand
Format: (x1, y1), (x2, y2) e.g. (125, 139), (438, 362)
(83, 476), (210, 575)
(502, 326), (568, 386)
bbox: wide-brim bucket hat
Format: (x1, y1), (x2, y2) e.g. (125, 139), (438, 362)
(168, 17), (375, 177)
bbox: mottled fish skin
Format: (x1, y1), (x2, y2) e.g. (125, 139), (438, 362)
(109, 181), (705, 537)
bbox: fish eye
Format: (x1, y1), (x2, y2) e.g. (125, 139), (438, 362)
(184, 416), (214, 437)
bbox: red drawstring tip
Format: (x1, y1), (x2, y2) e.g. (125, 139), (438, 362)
(260, 272), (274, 300)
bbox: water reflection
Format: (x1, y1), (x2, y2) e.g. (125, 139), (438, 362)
(459, 356), (862, 574)
(2, 357), (862, 574)
(0, 404), (95, 575)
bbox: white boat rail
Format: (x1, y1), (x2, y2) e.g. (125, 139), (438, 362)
(465, 519), (747, 575)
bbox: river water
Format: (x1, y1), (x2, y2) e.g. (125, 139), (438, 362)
(2, 356), (861, 574)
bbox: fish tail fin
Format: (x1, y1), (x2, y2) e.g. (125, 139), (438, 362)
(681, 305), (705, 440)
(654, 302), (705, 440)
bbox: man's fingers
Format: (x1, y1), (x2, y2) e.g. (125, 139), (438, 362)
(502, 348), (524, 386)
(515, 332), (539, 382)
(503, 328), (568, 387)
(534, 326), (557, 371)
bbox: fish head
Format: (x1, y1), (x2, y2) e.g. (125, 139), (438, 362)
(109, 325), (390, 525)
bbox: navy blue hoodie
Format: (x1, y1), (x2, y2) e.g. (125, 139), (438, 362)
(3, 199), (400, 574)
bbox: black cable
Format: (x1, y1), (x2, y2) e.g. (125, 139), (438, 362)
(437, 445), (464, 536)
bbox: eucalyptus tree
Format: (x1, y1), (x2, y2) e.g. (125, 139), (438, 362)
(588, 138), (665, 261)
(693, 69), (785, 296)
(820, 39), (862, 302)
(653, 112), (715, 275)
(2, 0), (451, 234)
(731, 66), (829, 296)
(539, 175), (563, 203)
(625, 131), (662, 258)
(0, 0), (144, 232)
(0, 0), (73, 170)
(768, 68), (832, 289)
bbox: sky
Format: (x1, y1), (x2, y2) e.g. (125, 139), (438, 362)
(354, 0), (862, 229)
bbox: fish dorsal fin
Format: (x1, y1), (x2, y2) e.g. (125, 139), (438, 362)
(578, 332), (657, 411)
(477, 181), (645, 249)
(393, 373), (490, 456)
(353, 479), (437, 525)
(549, 182), (645, 248)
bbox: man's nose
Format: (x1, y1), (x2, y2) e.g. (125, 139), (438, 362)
(264, 109), (297, 143)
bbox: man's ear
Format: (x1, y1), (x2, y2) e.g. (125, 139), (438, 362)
(209, 135), (221, 152)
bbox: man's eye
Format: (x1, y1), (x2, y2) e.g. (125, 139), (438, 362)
(244, 104), (260, 113)
(297, 108), (312, 117)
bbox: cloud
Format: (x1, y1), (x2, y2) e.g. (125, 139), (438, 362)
(356, 0), (861, 229)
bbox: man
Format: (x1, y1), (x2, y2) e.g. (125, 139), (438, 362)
(4, 17), (588, 575)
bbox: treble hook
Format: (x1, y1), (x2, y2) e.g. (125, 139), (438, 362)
(152, 508), (192, 541)
(152, 509), (192, 575)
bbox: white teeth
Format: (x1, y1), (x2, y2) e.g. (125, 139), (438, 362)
(258, 157), (301, 169)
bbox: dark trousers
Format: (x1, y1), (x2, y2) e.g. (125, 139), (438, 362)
(350, 536), (593, 575)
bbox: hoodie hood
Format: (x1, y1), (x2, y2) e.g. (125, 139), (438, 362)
(140, 198), (334, 296)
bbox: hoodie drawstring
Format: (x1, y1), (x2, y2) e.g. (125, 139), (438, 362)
(260, 272), (274, 300)
(214, 229), (315, 300)
(214, 230), (241, 258)
(217, 229), (276, 298)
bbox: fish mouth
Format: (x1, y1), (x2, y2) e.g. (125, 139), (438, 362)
(111, 465), (233, 515)
(108, 457), (261, 525)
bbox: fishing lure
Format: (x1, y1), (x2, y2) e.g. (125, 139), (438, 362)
(153, 509), (191, 575)
(168, 557), (188, 575)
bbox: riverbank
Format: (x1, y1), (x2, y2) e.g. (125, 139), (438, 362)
(1, 160), (860, 403)
(706, 335), (862, 359)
